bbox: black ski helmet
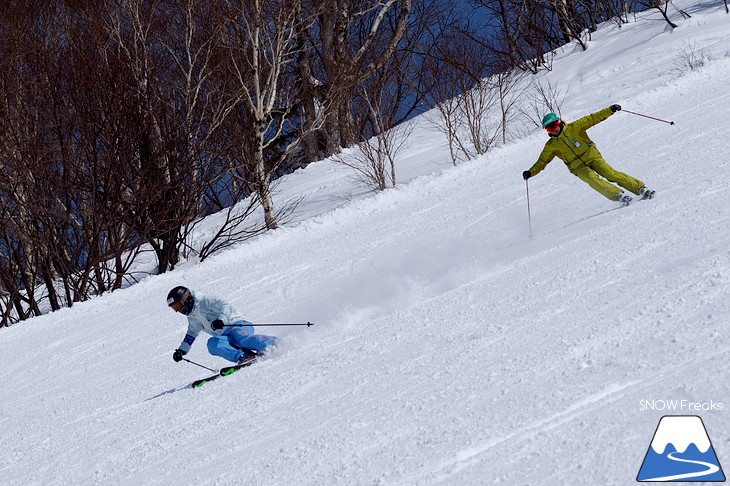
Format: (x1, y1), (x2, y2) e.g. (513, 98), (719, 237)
(167, 286), (194, 315)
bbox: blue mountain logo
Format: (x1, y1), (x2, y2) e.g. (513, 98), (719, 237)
(637, 415), (725, 482)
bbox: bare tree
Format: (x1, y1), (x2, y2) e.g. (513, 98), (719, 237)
(102, 0), (183, 273)
(99, 0), (240, 272)
(0, 1), (73, 312)
(579, 0), (635, 29)
(469, 0), (560, 73)
(419, 61), (475, 166)
(220, 0), (329, 229)
(415, 19), (506, 164)
(670, 40), (714, 76)
(310, 0), (413, 153)
(181, 196), (264, 262)
(550, 0), (590, 50)
(493, 69), (528, 144)
(635, 0), (689, 28)
(334, 86), (414, 190)
(459, 79), (502, 155)
(429, 99), (475, 166)
(425, 71), (523, 164)
(519, 77), (568, 129)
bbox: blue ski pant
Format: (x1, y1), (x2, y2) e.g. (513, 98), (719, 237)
(207, 320), (278, 363)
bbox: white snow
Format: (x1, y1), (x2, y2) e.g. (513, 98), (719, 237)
(1, 2), (729, 485)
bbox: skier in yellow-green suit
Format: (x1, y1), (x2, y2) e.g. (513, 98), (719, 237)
(523, 105), (655, 205)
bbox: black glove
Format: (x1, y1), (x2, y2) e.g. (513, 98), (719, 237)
(173, 349), (185, 362)
(610, 104), (621, 112)
(211, 319), (224, 331)
(522, 170), (531, 180)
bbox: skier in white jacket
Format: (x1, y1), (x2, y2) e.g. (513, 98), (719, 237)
(167, 286), (277, 364)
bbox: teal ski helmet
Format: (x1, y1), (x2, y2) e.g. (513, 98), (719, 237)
(542, 112), (560, 129)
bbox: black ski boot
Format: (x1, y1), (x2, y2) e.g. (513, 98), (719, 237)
(616, 192), (633, 206)
(639, 186), (656, 200)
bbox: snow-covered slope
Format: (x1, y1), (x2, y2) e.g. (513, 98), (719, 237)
(1, 2), (729, 485)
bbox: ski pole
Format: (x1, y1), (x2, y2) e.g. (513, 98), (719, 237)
(182, 357), (217, 372)
(622, 109), (674, 125)
(525, 179), (533, 238)
(222, 322), (315, 328)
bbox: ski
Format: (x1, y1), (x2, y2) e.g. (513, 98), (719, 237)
(190, 358), (257, 388)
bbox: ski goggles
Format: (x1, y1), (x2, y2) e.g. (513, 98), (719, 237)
(545, 120), (561, 132)
(168, 300), (185, 313)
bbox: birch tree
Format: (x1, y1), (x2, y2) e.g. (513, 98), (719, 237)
(221, 0), (327, 229)
(312, 0), (413, 153)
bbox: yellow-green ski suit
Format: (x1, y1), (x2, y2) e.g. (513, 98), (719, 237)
(528, 106), (644, 200)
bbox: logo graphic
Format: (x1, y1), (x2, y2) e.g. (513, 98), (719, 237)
(637, 415), (725, 482)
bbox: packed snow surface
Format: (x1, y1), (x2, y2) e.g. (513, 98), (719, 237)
(1, 2), (729, 485)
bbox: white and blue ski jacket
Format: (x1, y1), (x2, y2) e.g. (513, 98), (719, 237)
(178, 292), (247, 354)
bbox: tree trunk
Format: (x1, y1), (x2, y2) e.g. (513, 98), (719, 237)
(254, 121), (278, 230)
(553, 0), (577, 45)
(40, 261), (61, 311)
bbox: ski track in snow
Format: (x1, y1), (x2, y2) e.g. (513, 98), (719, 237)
(1, 2), (729, 485)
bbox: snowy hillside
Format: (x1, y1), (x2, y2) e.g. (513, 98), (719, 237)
(2, 2), (729, 485)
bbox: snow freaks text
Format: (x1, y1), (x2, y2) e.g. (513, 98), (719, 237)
(639, 400), (724, 412)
